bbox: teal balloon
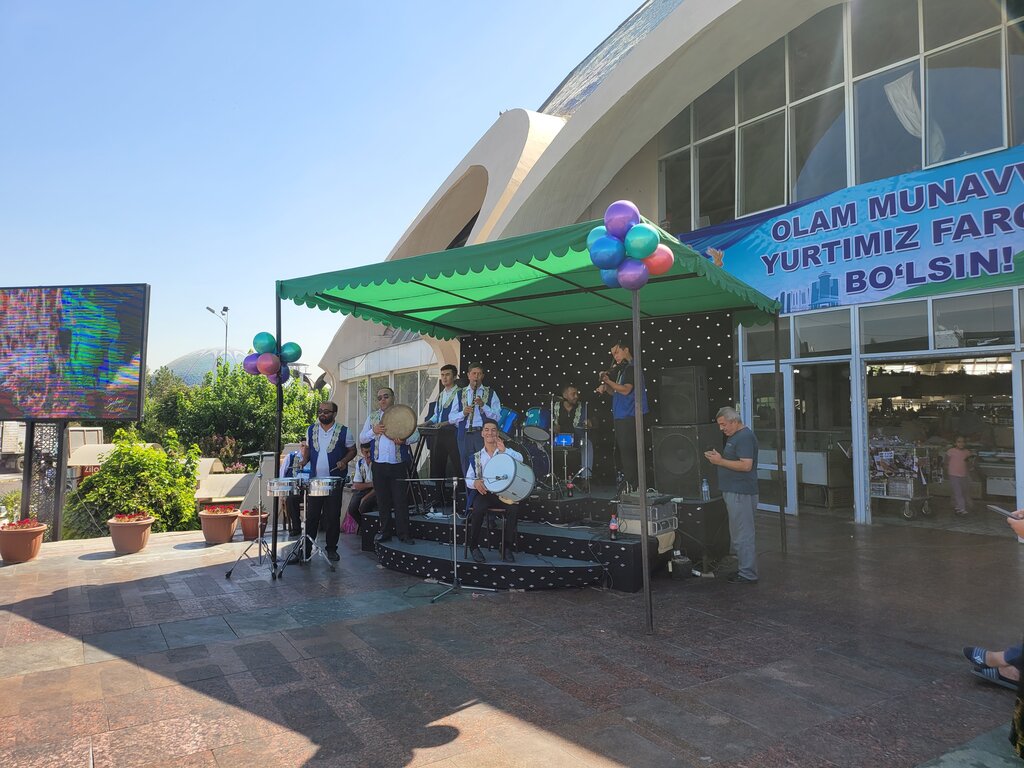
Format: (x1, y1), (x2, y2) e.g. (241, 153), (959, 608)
(599, 268), (621, 288)
(280, 341), (302, 363)
(253, 332), (277, 354)
(589, 235), (626, 269)
(586, 225), (608, 250)
(624, 223), (659, 260)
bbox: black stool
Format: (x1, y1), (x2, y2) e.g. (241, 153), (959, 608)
(463, 506), (514, 560)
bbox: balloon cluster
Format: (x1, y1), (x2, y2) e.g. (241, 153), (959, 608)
(587, 200), (675, 290)
(242, 332), (302, 385)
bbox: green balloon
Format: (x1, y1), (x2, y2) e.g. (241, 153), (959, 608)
(280, 341), (302, 363)
(253, 332), (276, 353)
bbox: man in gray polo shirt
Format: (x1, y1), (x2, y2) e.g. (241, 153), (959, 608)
(704, 406), (759, 584)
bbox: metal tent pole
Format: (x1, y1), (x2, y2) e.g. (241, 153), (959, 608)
(632, 290), (653, 635)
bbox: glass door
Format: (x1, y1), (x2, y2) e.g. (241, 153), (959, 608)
(741, 365), (796, 514)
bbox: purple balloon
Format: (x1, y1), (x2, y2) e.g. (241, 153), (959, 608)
(617, 258), (650, 290)
(265, 363), (291, 385)
(242, 352), (261, 375)
(599, 268), (621, 288)
(604, 200), (641, 240)
(589, 235), (626, 269)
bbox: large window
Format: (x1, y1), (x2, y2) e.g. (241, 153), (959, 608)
(925, 33), (1004, 164)
(860, 301), (929, 353)
(795, 309), (852, 358)
(933, 291), (1014, 347)
(855, 63), (922, 183)
(657, 2), (1024, 231)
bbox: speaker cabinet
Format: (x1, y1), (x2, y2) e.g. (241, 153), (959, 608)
(652, 423), (722, 498)
(659, 365), (708, 425)
(674, 497), (730, 567)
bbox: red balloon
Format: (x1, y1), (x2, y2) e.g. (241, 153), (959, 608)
(643, 244), (675, 276)
(256, 352), (281, 375)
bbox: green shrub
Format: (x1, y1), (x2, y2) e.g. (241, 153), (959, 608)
(62, 426), (200, 539)
(0, 489), (21, 524)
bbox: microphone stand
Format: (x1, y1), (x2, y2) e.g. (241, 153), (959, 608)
(432, 477), (496, 602)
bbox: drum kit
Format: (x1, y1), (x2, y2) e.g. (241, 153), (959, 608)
(493, 398), (588, 499)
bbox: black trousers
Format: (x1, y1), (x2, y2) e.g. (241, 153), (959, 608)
(614, 416), (640, 489)
(346, 489), (376, 529)
(286, 495), (301, 535)
(372, 461), (412, 540)
(429, 426), (461, 505)
(468, 492), (518, 553)
(304, 486), (343, 555)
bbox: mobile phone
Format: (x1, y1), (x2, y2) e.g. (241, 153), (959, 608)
(987, 504), (1014, 517)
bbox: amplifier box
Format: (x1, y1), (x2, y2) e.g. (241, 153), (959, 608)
(617, 502), (677, 522)
(618, 516), (677, 536)
(619, 492), (673, 507)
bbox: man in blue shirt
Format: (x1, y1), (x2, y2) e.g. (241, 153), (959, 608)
(597, 340), (648, 492)
(704, 406), (759, 584)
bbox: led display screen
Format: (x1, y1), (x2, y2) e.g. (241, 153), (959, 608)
(0, 284), (149, 421)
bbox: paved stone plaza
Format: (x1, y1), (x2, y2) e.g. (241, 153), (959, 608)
(0, 513), (1021, 767)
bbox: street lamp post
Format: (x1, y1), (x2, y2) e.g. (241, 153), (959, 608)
(206, 306), (229, 368)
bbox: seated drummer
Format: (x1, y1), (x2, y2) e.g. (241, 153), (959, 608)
(465, 419), (522, 564)
(299, 402), (356, 562)
(558, 384), (592, 490)
(346, 442), (377, 532)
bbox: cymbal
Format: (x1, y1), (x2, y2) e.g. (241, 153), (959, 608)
(242, 451), (276, 458)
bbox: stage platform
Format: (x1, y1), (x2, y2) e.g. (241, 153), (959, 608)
(360, 496), (667, 592)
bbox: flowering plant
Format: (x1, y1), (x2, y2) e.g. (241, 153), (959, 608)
(240, 508), (266, 516)
(1, 517), (46, 530)
(201, 505), (238, 514)
(110, 513), (152, 522)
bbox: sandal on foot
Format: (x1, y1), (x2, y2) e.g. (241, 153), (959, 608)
(963, 646), (989, 667)
(971, 666), (1018, 691)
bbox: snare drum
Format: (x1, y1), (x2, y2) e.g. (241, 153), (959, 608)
(267, 477), (304, 497)
(307, 477), (340, 497)
(554, 433), (574, 447)
(482, 452), (536, 504)
(522, 407), (551, 442)
(497, 407), (520, 437)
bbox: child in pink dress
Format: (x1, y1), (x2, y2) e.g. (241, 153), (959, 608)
(945, 436), (973, 516)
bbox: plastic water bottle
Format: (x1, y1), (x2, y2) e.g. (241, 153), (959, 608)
(609, 514), (619, 540)
(700, 478), (710, 502)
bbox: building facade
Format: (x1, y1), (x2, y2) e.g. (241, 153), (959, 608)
(325, 0), (1024, 526)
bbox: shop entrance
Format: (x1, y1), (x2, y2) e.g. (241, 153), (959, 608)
(864, 356), (1013, 532)
(793, 363), (854, 516)
(741, 365), (795, 514)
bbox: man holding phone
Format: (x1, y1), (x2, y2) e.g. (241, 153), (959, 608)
(704, 406), (759, 584)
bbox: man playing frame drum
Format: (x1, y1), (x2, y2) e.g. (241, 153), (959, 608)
(464, 418), (524, 564)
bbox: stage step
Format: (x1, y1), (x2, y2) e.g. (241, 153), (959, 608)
(361, 511), (664, 592)
(374, 538), (605, 591)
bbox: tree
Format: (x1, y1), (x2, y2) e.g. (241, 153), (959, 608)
(62, 426), (200, 538)
(173, 361), (328, 465)
(138, 366), (188, 442)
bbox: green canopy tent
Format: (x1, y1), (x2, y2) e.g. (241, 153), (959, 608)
(273, 218), (785, 618)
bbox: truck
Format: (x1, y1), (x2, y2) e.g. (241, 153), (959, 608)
(0, 421), (26, 471)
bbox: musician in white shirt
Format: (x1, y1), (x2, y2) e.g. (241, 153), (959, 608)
(464, 419), (523, 564)
(449, 363), (501, 473)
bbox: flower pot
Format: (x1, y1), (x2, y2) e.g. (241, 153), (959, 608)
(239, 513), (268, 541)
(199, 511), (240, 545)
(108, 517), (154, 555)
(0, 524), (47, 564)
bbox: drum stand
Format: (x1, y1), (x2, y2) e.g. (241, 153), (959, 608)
(432, 477), (496, 603)
(277, 490), (335, 575)
(225, 460), (273, 579)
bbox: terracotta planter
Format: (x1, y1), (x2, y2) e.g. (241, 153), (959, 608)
(108, 517), (154, 555)
(0, 524), (47, 564)
(199, 511), (239, 544)
(239, 513), (268, 541)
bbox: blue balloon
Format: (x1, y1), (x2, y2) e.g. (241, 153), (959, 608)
(586, 225), (608, 250)
(599, 268), (621, 288)
(589, 235), (626, 269)
(624, 223), (659, 260)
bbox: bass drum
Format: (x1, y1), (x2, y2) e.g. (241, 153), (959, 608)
(505, 437), (549, 480)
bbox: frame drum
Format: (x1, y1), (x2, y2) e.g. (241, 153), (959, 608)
(482, 452), (536, 504)
(381, 404), (417, 441)
(307, 477), (340, 497)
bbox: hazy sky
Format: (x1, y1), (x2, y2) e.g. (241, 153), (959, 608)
(0, 1), (638, 372)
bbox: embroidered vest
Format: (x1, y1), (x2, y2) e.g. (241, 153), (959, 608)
(432, 386), (460, 424)
(306, 423), (349, 478)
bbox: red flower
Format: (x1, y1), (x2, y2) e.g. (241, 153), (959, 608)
(111, 513), (151, 522)
(240, 508), (264, 516)
(1, 518), (46, 530)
